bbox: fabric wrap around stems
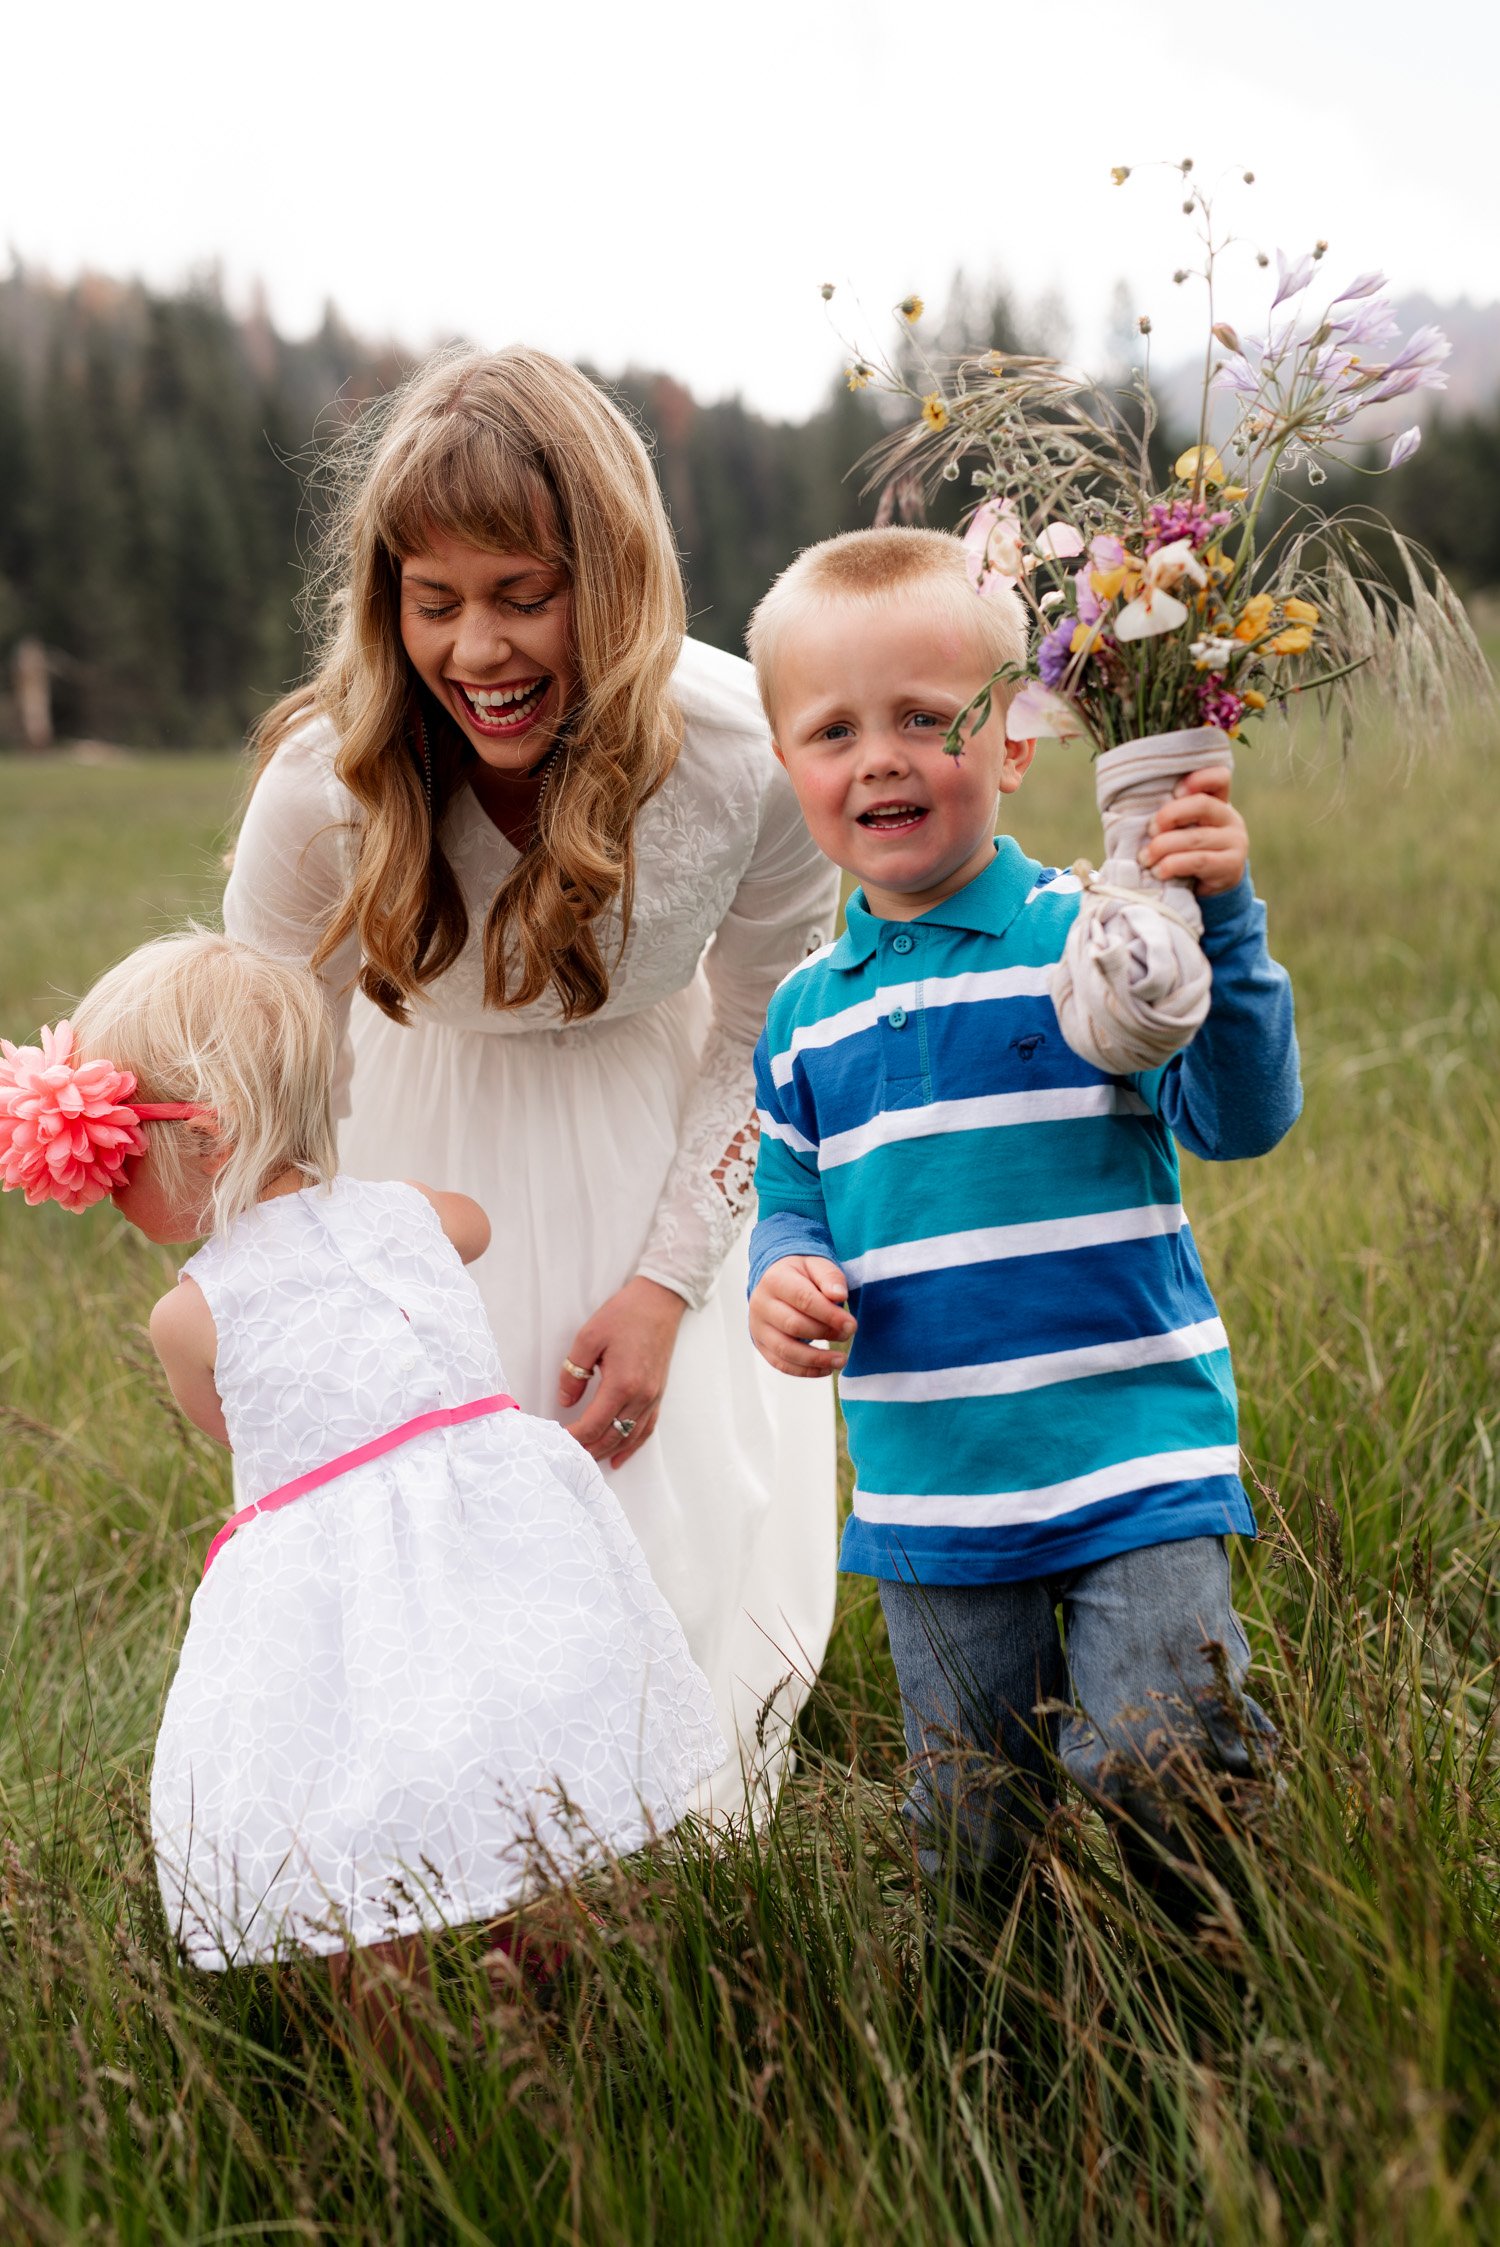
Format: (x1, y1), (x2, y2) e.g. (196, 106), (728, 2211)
(1050, 727), (1233, 1076)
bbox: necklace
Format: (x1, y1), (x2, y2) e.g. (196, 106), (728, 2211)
(415, 711), (566, 834)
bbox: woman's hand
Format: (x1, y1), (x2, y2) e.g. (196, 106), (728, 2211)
(1138, 766), (1249, 897)
(558, 1275), (688, 1469)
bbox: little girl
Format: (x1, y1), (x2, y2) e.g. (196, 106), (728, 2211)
(1, 930), (724, 2008)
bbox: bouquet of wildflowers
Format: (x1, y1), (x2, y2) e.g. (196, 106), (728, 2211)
(828, 171), (1486, 1072)
(842, 164), (1483, 760)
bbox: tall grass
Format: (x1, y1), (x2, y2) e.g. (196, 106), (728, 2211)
(1, 709), (1497, 2243)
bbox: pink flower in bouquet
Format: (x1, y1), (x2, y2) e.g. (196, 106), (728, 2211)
(1197, 677), (1246, 734)
(964, 501), (1025, 594)
(1006, 681), (1088, 741)
(1035, 522), (1085, 560)
(0, 1021), (145, 1212)
(1147, 498), (1232, 553)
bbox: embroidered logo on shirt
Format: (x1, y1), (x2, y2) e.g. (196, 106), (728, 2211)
(1010, 1032), (1047, 1062)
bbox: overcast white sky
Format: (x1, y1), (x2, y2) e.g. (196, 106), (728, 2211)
(3, 0), (1491, 419)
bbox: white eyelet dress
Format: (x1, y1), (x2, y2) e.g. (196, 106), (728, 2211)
(150, 1176), (725, 1969)
(223, 639), (841, 1819)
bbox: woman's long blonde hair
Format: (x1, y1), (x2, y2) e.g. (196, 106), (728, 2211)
(250, 347), (687, 1022)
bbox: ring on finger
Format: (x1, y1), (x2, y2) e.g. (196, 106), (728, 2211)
(562, 1357), (595, 1382)
(611, 1416), (637, 1440)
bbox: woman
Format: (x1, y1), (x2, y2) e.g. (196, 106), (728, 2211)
(223, 347), (839, 1815)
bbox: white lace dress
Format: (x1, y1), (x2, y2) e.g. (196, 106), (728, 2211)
(223, 638), (840, 1816)
(151, 1176), (726, 1969)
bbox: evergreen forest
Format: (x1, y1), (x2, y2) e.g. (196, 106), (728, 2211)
(1, 261), (1496, 748)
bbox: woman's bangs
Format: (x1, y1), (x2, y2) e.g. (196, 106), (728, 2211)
(376, 416), (566, 569)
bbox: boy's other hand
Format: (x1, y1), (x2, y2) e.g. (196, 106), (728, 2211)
(749, 1256), (855, 1378)
(1137, 766), (1248, 897)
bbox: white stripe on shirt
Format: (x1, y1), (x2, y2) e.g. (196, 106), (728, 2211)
(770, 965), (1056, 1087)
(757, 1109), (819, 1157)
(838, 1316), (1229, 1403)
(841, 1201), (1187, 1287)
(819, 1084), (1150, 1170)
(851, 1444), (1243, 1529)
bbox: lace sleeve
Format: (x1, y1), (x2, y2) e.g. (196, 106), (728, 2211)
(221, 726), (362, 1115)
(635, 759), (838, 1310)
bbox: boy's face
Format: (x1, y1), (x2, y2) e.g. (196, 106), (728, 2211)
(769, 594), (1034, 921)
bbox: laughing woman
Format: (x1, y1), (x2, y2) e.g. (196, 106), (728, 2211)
(224, 348), (838, 1815)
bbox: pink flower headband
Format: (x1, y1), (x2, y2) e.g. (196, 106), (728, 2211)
(0, 1020), (211, 1213)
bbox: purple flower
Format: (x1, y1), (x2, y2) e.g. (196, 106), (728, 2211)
(1075, 569), (1105, 626)
(1147, 499), (1233, 553)
(1272, 249), (1316, 310)
(1330, 269), (1387, 303)
(1388, 425), (1422, 468)
(1038, 615), (1078, 688)
(1197, 677), (1245, 734)
(1328, 296), (1399, 349)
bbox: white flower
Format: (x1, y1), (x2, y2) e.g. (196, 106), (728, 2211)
(1143, 539), (1207, 592)
(1388, 425), (1422, 468)
(1114, 588), (1190, 641)
(1190, 636), (1238, 668)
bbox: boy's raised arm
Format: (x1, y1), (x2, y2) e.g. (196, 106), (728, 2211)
(1137, 872), (1302, 1163)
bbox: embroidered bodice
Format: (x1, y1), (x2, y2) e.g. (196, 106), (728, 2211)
(222, 638), (839, 1308)
(184, 1177), (503, 1500)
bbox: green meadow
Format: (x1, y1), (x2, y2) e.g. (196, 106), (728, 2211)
(1, 703), (1497, 2244)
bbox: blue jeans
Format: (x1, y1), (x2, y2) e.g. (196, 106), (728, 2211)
(878, 1537), (1276, 1897)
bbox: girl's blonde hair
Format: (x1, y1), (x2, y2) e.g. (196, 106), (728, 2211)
(747, 526), (1029, 725)
(250, 346), (687, 1023)
(71, 931), (337, 1234)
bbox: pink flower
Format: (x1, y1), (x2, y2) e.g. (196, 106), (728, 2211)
(0, 1021), (145, 1212)
(1006, 681), (1088, 741)
(964, 500), (1025, 594)
(1035, 522), (1085, 559)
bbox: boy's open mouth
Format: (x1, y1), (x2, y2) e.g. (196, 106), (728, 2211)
(453, 676), (551, 737)
(857, 803), (928, 833)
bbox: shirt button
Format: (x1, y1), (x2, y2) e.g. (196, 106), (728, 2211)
(891, 932), (914, 954)
(888, 1006), (908, 1029)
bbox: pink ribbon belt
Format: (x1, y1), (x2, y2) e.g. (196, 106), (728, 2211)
(202, 1393), (519, 1577)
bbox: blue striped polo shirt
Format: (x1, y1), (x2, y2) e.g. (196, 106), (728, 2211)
(750, 836), (1301, 1585)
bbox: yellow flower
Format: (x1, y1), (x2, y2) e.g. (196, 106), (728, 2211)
(1220, 485), (1249, 501)
(1269, 626), (1313, 655)
(921, 392), (949, 432)
(846, 363), (873, 391)
(1282, 597), (1320, 625)
(1174, 445), (1226, 486)
(1233, 593), (1276, 642)
(1111, 166), (1131, 185)
(899, 295), (925, 323)
(1242, 690), (1267, 710)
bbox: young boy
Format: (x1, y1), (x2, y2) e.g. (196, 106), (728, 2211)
(745, 527), (1300, 1903)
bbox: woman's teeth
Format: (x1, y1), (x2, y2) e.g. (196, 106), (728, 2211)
(457, 678), (548, 728)
(858, 805), (927, 831)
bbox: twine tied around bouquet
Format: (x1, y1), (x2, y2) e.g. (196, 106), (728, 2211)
(1067, 859), (1208, 942)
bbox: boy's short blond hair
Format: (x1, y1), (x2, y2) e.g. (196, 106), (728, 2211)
(746, 526), (1029, 726)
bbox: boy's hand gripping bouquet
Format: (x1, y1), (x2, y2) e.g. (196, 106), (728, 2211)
(834, 165), (1486, 1073)
(0, 1020), (207, 1212)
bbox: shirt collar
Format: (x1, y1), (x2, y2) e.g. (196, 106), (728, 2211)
(829, 836), (1043, 970)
